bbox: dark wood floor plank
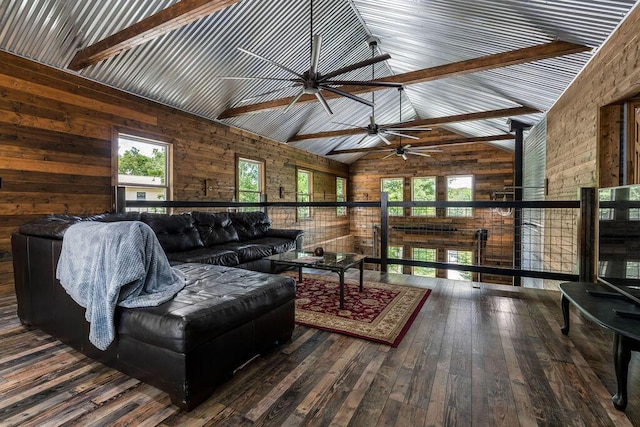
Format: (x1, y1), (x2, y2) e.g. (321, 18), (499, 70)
(0, 273), (638, 426)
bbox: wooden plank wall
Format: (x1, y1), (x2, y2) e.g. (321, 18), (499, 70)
(0, 51), (348, 294)
(349, 142), (515, 284)
(546, 5), (640, 199)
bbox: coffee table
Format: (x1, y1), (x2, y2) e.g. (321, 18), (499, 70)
(267, 251), (366, 309)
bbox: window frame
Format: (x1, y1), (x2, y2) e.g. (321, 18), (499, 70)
(412, 247), (437, 277)
(446, 175), (474, 217)
(236, 155), (265, 207)
(387, 245), (404, 274)
(411, 176), (436, 217)
(446, 249), (473, 281)
(381, 177), (404, 216)
(336, 176), (347, 217)
(296, 168), (313, 220)
(116, 132), (171, 211)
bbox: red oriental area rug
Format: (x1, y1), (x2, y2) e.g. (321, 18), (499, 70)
(290, 274), (431, 347)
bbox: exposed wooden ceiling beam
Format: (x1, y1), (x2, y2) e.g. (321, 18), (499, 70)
(288, 106), (539, 142)
(218, 40), (590, 118)
(68, 0), (241, 71)
(327, 134), (515, 155)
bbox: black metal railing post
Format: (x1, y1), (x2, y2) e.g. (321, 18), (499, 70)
(578, 187), (597, 282)
(380, 192), (389, 273)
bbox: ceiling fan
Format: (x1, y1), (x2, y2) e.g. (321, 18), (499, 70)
(222, 0), (402, 115)
(335, 82), (432, 145)
(382, 144), (442, 161)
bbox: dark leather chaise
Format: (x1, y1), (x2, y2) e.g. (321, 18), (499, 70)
(11, 211), (299, 410)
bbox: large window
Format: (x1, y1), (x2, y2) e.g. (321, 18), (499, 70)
(118, 134), (169, 212)
(412, 177), (436, 216)
(297, 169), (312, 219)
(237, 157), (264, 210)
(381, 178), (403, 216)
(336, 177), (347, 216)
(412, 248), (436, 277)
(388, 245), (404, 274)
(447, 175), (473, 217)
(447, 249), (473, 281)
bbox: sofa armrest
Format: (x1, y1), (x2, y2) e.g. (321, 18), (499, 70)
(265, 229), (304, 251)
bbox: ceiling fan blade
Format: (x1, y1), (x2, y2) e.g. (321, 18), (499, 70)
(318, 53), (392, 81)
(310, 34), (322, 74)
(386, 127), (432, 132)
(320, 85), (374, 107)
(412, 148), (443, 152)
(382, 152), (396, 159)
(218, 76), (296, 82)
(402, 153), (408, 161)
(356, 134), (369, 145)
(238, 47), (302, 78)
(379, 133), (392, 145)
(240, 85), (299, 102)
(332, 121), (365, 129)
(411, 152), (432, 157)
(384, 130), (420, 140)
(324, 80), (402, 88)
(315, 92), (333, 115)
(284, 89), (305, 113)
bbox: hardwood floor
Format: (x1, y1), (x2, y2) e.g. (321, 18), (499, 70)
(1, 272), (639, 426)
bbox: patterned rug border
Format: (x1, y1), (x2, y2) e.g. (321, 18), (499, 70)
(288, 273), (431, 347)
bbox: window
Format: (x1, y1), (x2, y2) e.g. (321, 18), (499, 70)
(447, 175), (473, 217)
(118, 134), (169, 212)
(447, 249), (473, 281)
(412, 177), (436, 216)
(412, 248), (436, 277)
(237, 157), (264, 211)
(381, 178), (403, 216)
(297, 169), (312, 219)
(388, 245), (404, 274)
(336, 177), (347, 216)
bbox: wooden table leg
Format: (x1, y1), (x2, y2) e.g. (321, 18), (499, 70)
(560, 294), (570, 335)
(613, 333), (631, 411)
(359, 260), (364, 292)
(298, 266), (303, 283)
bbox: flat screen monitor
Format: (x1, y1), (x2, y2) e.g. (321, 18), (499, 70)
(598, 184), (640, 305)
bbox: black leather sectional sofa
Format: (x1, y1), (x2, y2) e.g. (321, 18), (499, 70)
(11, 210), (303, 410)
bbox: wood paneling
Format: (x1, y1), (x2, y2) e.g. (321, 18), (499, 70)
(547, 5), (640, 199)
(0, 50), (347, 289)
(349, 142), (515, 284)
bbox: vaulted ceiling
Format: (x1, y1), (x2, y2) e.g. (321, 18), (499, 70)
(0, 0), (637, 163)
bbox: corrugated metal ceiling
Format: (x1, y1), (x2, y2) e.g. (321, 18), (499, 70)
(0, 0), (637, 164)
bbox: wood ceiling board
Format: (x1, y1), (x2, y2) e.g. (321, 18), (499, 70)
(288, 106), (539, 142)
(68, 0), (242, 70)
(218, 41), (589, 118)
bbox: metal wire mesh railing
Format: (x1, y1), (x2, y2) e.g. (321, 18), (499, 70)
(124, 192), (586, 288)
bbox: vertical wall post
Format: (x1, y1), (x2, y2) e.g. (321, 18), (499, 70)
(578, 187), (597, 282)
(115, 186), (126, 213)
(380, 192), (389, 273)
(509, 119), (532, 286)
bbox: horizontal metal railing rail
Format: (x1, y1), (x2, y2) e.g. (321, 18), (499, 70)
(124, 195), (586, 285)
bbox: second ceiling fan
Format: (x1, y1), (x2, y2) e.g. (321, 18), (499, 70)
(224, 0), (401, 115)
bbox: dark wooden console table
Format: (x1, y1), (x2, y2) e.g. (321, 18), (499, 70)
(560, 281), (640, 411)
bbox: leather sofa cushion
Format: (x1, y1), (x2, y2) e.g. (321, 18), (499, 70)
(141, 213), (204, 253)
(88, 211), (142, 222)
(216, 242), (274, 263)
(192, 211), (239, 246)
(166, 247), (239, 266)
(230, 211), (272, 240)
(18, 214), (82, 239)
(116, 263), (295, 353)
(250, 237), (296, 254)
